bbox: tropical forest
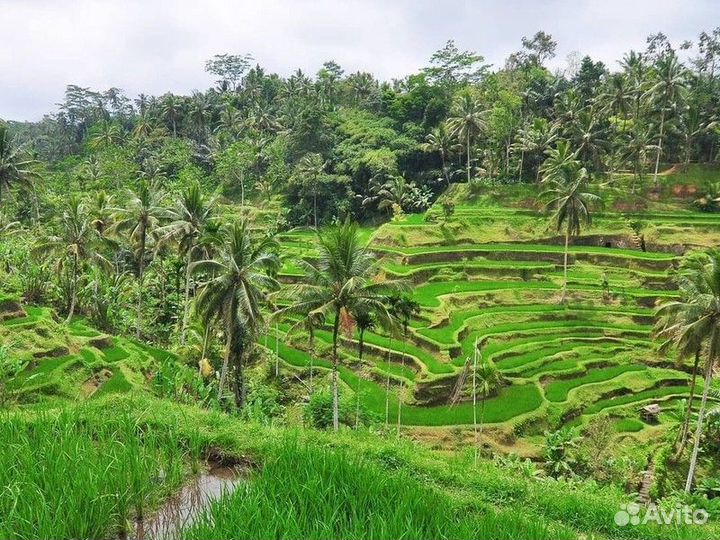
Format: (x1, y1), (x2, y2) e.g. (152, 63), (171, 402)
(2, 23), (720, 540)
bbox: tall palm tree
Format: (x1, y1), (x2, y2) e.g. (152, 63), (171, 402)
(193, 222), (279, 407)
(446, 90), (488, 183)
(655, 250), (720, 492)
(156, 181), (217, 344)
(421, 124), (454, 185)
(111, 180), (167, 338)
(646, 53), (687, 187)
(353, 308), (374, 428)
(471, 338), (500, 465)
(160, 94), (183, 137)
(390, 295), (420, 437)
(541, 144), (599, 302)
(279, 220), (403, 431)
(295, 153), (326, 228)
(0, 123), (40, 210)
(34, 196), (108, 322)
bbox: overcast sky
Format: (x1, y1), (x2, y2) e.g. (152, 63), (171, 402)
(1, 0), (717, 121)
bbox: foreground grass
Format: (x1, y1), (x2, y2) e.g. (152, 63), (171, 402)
(181, 441), (573, 540)
(0, 407), (196, 539)
(2, 395), (717, 540)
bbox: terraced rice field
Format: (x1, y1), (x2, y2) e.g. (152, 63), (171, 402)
(0, 305), (175, 401)
(269, 193), (720, 442)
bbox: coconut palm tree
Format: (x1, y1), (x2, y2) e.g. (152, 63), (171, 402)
(655, 249), (720, 492)
(389, 295), (420, 437)
(541, 144), (600, 302)
(34, 196), (108, 322)
(160, 94), (183, 137)
(471, 338), (500, 465)
(295, 153), (326, 228)
(353, 308), (375, 427)
(446, 90), (489, 183)
(111, 180), (168, 338)
(421, 124), (454, 186)
(279, 220), (404, 431)
(646, 53), (687, 187)
(192, 221), (280, 407)
(0, 123), (40, 210)
(156, 180), (217, 344)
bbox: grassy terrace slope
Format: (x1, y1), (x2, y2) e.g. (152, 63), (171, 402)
(270, 169), (720, 450)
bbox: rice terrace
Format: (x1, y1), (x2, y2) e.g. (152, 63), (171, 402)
(1, 2), (720, 539)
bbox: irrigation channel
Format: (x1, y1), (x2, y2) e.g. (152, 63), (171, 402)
(128, 461), (245, 540)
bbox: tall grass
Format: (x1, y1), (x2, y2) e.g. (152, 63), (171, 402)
(181, 441), (574, 540)
(0, 408), (193, 539)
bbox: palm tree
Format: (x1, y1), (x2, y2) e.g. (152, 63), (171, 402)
(156, 181), (217, 344)
(471, 338), (500, 465)
(0, 123), (40, 210)
(390, 295), (420, 437)
(111, 180), (167, 338)
(541, 144), (600, 302)
(446, 90), (488, 183)
(160, 94), (183, 137)
(655, 249), (720, 492)
(353, 309), (375, 427)
(279, 220), (403, 431)
(34, 196), (108, 322)
(646, 53), (687, 187)
(295, 153), (326, 228)
(421, 124), (454, 185)
(193, 221), (279, 406)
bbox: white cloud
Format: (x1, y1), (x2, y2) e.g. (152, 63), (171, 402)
(0, 0), (717, 120)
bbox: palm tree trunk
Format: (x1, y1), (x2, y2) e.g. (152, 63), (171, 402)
(313, 186), (318, 228)
(355, 330), (364, 428)
(675, 350), (701, 459)
(396, 328), (407, 438)
(518, 150), (524, 182)
(685, 357), (714, 492)
(466, 131), (471, 183)
(136, 228), (146, 339)
(65, 253), (79, 324)
(652, 109), (665, 189)
(440, 151), (450, 186)
(562, 229), (570, 302)
(385, 335), (393, 429)
(332, 310), (341, 432)
(274, 322), (279, 377)
(472, 339), (478, 466)
(218, 323), (233, 402)
(181, 251), (192, 345)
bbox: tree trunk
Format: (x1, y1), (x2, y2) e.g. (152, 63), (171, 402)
(136, 227), (146, 339)
(652, 109), (665, 189)
(472, 338), (478, 466)
(181, 251), (192, 345)
(313, 186), (318, 229)
(355, 329), (364, 429)
(440, 151), (450, 186)
(218, 323), (233, 402)
(65, 253), (79, 324)
(331, 310), (340, 432)
(466, 131), (471, 183)
(232, 354), (245, 409)
(396, 327), (407, 438)
(685, 357), (714, 493)
(274, 322), (279, 377)
(675, 350), (701, 459)
(518, 150), (524, 182)
(562, 229), (570, 303)
(384, 335), (393, 429)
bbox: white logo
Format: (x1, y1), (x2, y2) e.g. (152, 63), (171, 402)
(614, 503), (709, 527)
